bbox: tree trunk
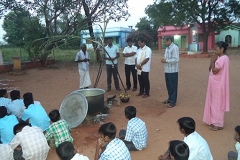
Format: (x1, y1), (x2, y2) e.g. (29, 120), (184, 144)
(202, 32), (209, 53)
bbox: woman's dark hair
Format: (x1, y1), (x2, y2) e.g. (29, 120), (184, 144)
(169, 140), (189, 160)
(98, 122), (116, 139)
(177, 117), (195, 135)
(10, 90), (20, 100)
(125, 106), (136, 120)
(49, 109), (60, 122)
(215, 41), (229, 53)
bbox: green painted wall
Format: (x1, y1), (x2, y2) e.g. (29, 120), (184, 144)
(215, 29), (240, 47)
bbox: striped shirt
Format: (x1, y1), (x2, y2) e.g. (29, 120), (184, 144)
(164, 42), (179, 73)
(125, 117), (148, 150)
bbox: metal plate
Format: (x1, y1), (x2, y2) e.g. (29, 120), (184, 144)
(59, 91), (88, 128)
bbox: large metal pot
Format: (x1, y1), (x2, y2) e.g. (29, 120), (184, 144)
(75, 88), (105, 114)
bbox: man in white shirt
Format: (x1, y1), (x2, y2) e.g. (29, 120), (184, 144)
(161, 36), (179, 108)
(75, 44), (91, 89)
(104, 37), (121, 92)
(135, 38), (152, 98)
(122, 38), (138, 91)
(10, 122), (49, 160)
(177, 117), (213, 160)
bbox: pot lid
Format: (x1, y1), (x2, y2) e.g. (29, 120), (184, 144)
(59, 91), (88, 128)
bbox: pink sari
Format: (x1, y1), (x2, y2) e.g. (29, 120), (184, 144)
(203, 55), (230, 127)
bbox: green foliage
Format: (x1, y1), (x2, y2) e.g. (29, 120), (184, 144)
(145, 0), (240, 51)
(127, 31), (153, 47)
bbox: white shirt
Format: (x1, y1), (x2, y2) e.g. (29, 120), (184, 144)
(10, 126), (49, 160)
(164, 42), (179, 73)
(0, 144), (14, 160)
(235, 142), (240, 160)
(104, 45), (119, 65)
(71, 153), (89, 160)
(75, 50), (90, 71)
(123, 45), (138, 65)
(183, 131), (213, 160)
(136, 45), (152, 72)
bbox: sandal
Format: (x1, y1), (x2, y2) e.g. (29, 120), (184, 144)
(209, 125), (223, 131)
(136, 93), (143, 96)
(162, 100), (171, 104)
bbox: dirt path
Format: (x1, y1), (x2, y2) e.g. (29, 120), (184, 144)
(1, 51), (240, 160)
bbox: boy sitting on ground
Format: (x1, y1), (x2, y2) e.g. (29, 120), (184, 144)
(56, 141), (89, 160)
(7, 90), (25, 119)
(228, 126), (240, 160)
(45, 109), (73, 148)
(119, 106), (148, 151)
(0, 89), (11, 107)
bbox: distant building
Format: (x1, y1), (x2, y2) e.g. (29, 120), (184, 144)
(157, 25), (215, 51)
(80, 27), (134, 49)
(215, 23), (240, 47)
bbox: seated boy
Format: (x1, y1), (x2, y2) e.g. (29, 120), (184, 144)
(228, 126), (240, 160)
(177, 117), (213, 160)
(119, 106), (148, 151)
(158, 140), (189, 160)
(10, 122), (49, 160)
(0, 89), (11, 107)
(21, 94), (50, 131)
(0, 106), (19, 143)
(56, 141), (89, 160)
(7, 90), (25, 118)
(94, 122), (131, 160)
(45, 109), (73, 148)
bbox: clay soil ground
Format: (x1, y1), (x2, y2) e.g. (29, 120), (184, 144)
(1, 49), (240, 160)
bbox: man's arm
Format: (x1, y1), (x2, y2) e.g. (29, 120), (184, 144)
(94, 138), (105, 160)
(9, 136), (20, 150)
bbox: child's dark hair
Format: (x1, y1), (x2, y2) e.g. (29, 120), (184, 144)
(0, 89), (7, 97)
(169, 140), (189, 160)
(49, 109), (60, 122)
(235, 126), (240, 136)
(98, 122), (116, 139)
(23, 97), (34, 108)
(23, 92), (33, 99)
(125, 106), (136, 120)
(215, 41), (228, 53)
(56, 141), (75, 160)
(10, 90), (20, 100)
(13, 121), (30, 135)
(0, 106), (8, 118)
(177, 117), (195, 135)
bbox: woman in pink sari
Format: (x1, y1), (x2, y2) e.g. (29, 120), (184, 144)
(203, 41), (230, 131)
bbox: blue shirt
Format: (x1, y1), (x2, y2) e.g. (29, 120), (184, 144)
(22, 104), (50, 131)
(104, 45), (119, 65)
(0, 97), (11, 107)
(0, 115), (19, 143)
(6, 99), (25, 118)
(125, 117), (148, 150)
(99, 138), (131, 160)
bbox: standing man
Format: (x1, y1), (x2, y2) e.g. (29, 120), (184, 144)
(104, 37), (121, 92)
(122, 38), (138, 91)
(75, 44), (91, 89)
(135, 38), (152, 98)
(161, 36), (179, 108)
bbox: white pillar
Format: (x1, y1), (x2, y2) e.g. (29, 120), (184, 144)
(0, 51), (3, 65)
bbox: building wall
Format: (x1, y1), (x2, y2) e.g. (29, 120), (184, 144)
(215, 29), (240, 47)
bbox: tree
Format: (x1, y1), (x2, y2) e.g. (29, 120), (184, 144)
(135, 17), (158, 47)
(0, 0), (130, 62)
(146, 0), (240, 52)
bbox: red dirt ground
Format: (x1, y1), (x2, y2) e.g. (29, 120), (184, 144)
(1, 50), (240, 160)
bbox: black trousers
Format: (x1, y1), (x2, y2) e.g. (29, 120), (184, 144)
(125, 64), (137, 89)
(138, 71), (150, 95)
(165, 72), (178, 104)
(106, 64), (120, 89)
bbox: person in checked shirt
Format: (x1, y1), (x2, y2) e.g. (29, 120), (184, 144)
(119, 106), (148, 151)
(45, 109), (73, 148)
(94, 122), (131, 160)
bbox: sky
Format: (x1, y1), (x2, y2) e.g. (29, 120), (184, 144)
(0, 0), (153, 43)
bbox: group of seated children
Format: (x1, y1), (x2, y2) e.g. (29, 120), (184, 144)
(1, 88), (240, 160)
